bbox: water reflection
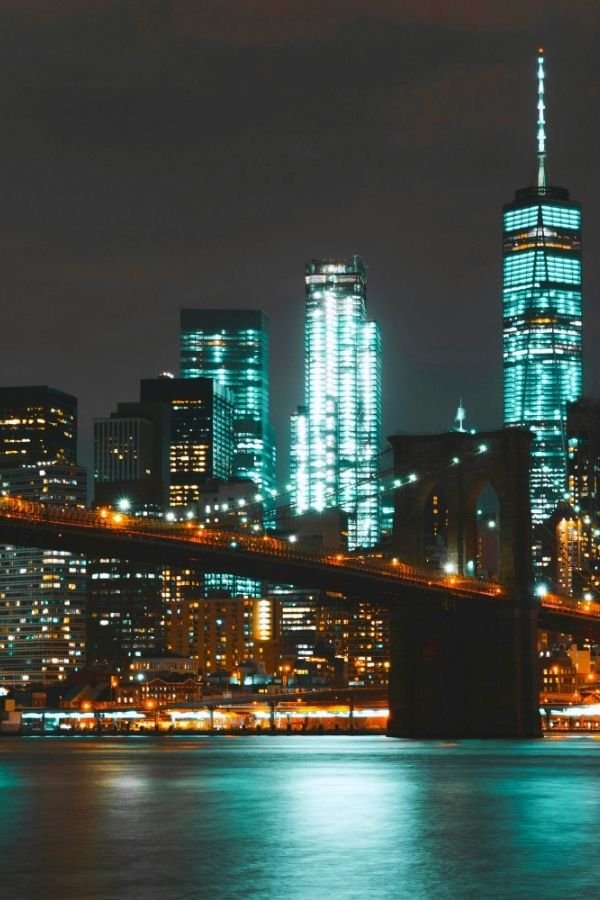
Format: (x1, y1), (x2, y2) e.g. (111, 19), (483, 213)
(0, 736), (599, 899)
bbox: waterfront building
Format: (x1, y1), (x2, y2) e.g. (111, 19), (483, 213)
(290, 256), (382, 549)
(0, 386), (87, 685)
(502, 50), (583, 524)
(87, 561), (166, 668)
(196, 595), (280, 682)
(180, 309), (275, 492)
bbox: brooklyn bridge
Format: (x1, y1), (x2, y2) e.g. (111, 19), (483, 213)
(0, 483), (598, 739)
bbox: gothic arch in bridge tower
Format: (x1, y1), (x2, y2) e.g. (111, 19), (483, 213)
(388, 428), (532, 592)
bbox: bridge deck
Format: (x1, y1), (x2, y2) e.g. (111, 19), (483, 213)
(0, 496), (598, 620)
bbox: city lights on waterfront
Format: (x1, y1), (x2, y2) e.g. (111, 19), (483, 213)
(0, 32), (598, 746)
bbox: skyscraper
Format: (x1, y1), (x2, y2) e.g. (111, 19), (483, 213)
(290, 256), (382, 549)
(503, 50), (583, 524)
(140, 377), (233, 508)
(180, 310), (275, 492)
(0, 386), (87, 685)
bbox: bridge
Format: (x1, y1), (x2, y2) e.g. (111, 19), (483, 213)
(1, 493), (599, 739)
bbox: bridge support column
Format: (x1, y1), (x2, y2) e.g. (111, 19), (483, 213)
(387, 591), (541, 738)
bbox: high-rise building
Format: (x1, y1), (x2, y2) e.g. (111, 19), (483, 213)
(564, 398), (600, 595)
(0, 386), (77, 469)
(93, 411), (164, 511)
(0, 386), (87, 685)
(290, 256), (382, 549)
(140, 377), (233, 508)
(89, 377), (233, 669)
(503, 50), (583, 524)
(180, 310), (275, 492)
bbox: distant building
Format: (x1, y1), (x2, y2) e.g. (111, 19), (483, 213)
(0, 386), (87, 685)
(290, 256), (381, 549)
(196, 596), (280, 680)
(94, 377), (234, 513)
(0, 385), (77, 469)
(90, 377), (232, 670)
(180, 309), (275, 491)
(503, 51), (582, 524)
(94, 412), (163, 511)
(140, 376), (234, 508)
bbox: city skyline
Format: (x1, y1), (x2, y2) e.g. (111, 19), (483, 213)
(0, 6), (597, 480)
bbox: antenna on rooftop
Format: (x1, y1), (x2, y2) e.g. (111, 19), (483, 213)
(454, 398), (466, 433)
(536, 48), (547, 190)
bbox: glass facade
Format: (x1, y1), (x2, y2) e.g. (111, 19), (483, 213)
(290, 256), (382, 549)
(180, 310), (275, 491)
(502, 51), (583, 523)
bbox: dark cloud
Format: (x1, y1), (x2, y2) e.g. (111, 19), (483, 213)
(0, 2), (598, 477)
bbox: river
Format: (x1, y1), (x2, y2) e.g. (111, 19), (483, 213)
(1, 734), (599, 899)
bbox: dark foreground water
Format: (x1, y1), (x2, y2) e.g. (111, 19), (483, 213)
(1, 735), (600, 899)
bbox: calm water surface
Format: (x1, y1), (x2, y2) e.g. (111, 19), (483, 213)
(1, 734), (600, 899)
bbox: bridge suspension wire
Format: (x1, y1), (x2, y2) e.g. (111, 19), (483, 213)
(254, 439), (495, 530)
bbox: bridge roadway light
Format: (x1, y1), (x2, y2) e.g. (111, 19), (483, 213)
(535, 584), (548, 599)
(444, 562), (457, 575)
(117, 498), (131, 512)
(288, 535), (297, 544)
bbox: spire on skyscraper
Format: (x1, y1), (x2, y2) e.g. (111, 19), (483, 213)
(453, 398), (467, 433)
(536, 48), (547, 190)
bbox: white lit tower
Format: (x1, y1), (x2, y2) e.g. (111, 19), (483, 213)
(502, 50), (583, 524)
(290, 256), (382, 549)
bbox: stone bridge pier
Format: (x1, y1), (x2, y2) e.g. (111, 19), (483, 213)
(386, 428), (541, 738)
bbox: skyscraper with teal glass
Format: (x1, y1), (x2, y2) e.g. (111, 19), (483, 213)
(503, 50), (582, 524)
(180, 310), (275, 492)
(290, 255), (382, 549)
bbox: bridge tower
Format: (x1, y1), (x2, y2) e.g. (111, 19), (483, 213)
(387, 428), (541, 737)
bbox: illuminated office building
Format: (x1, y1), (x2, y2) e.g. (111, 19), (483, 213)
(290, 256), (381, 549)
(503, 50), (582, 523)
(180, 310), (275, 492)
(0, 386), (87, 685)
(139, 377), (233, 508)
(90, 378), (232, 668)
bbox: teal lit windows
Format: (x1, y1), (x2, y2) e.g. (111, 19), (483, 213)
(180, 311), (274, 491)
(290, 256), (381, 549)
(502, 194), (583, 523)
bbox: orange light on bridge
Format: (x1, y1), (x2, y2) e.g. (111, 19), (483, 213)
(112, 513), (123, 525)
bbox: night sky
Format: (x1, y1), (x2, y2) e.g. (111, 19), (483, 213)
(1, 2), (598, 479)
